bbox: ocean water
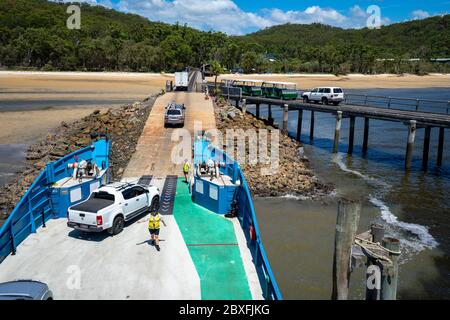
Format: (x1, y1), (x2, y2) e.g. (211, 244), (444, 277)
(247, 87), (450, 299)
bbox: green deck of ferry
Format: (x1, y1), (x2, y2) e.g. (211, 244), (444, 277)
(174, 178), (252, 300)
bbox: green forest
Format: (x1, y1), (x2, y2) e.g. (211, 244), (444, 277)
(1, 0), (449, 74)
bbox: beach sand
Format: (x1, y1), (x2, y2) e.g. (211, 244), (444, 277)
(215, 73), (450, 89)
(0, 72), (168, 144)
(1, 71), (449, 145)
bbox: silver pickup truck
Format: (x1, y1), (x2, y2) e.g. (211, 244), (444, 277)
(67, 182), (160, 235)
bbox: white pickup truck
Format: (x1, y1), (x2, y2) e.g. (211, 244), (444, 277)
(67, 182), (160, 235)
(302, 87), (345, 105)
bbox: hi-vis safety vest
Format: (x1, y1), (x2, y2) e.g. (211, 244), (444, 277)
(183, 163), (190, 173)
(148, 214), (161, 230)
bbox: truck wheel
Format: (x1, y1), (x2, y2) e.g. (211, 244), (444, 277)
(303, 96), (309, 103)
(322, 97), (329, 105)
(110, 216), (125, 236)
(150, 196), (160, 212)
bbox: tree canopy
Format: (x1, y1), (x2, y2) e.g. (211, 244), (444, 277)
(0, 0), (448, 74)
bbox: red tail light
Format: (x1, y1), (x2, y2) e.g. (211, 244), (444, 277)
(96, 216), (103, 226)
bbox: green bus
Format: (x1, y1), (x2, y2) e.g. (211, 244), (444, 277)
(261, 81), (298, 100)
(232, 79), (264, 96)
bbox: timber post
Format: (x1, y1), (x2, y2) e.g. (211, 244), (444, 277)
(363, 118), (369, 154)
(297, 109), (303, 142)
(333, 111), (343, 153)
(283, 104), (289, 133)
(332, 200), (361, 300)
(256, 103), (260, 119)
(380, 237), (401, 300)
(422, 126), (431, 170)
(268, 104), (273, 125)
(437, 127), (445, 167)
(242, 99), (247, 116)
(310, 111), (315, 142)
(348, 116), (356, 154)
(405, 120), (417, 170)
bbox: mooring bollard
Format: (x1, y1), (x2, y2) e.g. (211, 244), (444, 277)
(333, 111), (343, 153)
(332, 199), (361, 300)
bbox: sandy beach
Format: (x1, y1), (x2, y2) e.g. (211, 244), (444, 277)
(216, 73), (450, 89)
(0, 71), (169, 144)
(1, 71), (449, 145)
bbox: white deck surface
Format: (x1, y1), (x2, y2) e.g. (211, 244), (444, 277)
(0, 216), (200, 300)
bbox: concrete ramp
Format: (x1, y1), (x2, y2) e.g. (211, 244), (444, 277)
(123, 92), (215, 179)
(0, 215), (200, 300)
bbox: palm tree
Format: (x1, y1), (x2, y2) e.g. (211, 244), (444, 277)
(210, 60), (224, 93)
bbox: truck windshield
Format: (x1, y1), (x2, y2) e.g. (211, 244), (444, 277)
(92, 192), (115, 201)
(167, 110), (181, 115)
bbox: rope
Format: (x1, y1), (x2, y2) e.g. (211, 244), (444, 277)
(355, 236), (401, 256)
(354, 236), (401, 266)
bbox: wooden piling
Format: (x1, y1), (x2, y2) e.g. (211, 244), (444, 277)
(437, 127), (445, 167)
(297, 109), (303, 142)
(363, 118), (370, 154)
(422, 126), (431, 170)
(256, 103), (260, 119)
(380, 237), (400, 300)
(310, 111), (315, 142)
(348, 116), (356, 154)
(332, 200), (361, 300)
(405, 120), (417, 170)
(333, 111), (343, 153)
(235, 99), (239, 109)
(242, 99), (247, 116)
(283, 104), (289, 133)
(268, 104), (273, 124)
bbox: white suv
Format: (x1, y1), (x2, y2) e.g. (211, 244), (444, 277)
(67, 182), (160, 235)
(302, 87), (345, 106)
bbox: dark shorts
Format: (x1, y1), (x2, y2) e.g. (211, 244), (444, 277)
(149, 228), (160, 236)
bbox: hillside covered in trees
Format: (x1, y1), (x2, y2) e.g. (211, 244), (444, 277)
(0, 0), (449, 74)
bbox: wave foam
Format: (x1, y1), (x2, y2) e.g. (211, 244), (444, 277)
(369, 197), (439, 251)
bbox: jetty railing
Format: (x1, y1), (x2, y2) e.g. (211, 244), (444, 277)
(207, 82), (450, 115)
(344, 94), (450, 115)
(0, 139), (110, 264)
(200, 141), (282, 300)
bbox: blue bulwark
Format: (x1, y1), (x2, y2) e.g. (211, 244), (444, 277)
(0, 139), (111, 264)
(192, 138), (282, 300)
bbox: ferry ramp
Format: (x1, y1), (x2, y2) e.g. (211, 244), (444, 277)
(123, 92), (215, 179)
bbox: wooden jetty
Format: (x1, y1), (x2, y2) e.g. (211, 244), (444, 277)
(226, 94), (450, 170)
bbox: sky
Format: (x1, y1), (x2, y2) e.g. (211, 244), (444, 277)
(63, 0), (449, 35)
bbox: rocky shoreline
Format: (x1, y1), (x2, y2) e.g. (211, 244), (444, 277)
(0, 94), (160, 223)
(214, 97), (333, 198)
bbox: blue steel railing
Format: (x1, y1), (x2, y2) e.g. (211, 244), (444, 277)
(0, 139), (110, 263)
(194, 139), (283, 300)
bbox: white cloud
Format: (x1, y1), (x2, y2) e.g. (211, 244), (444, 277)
(411, 10), (430, 20)
(53, 0), (396, 34)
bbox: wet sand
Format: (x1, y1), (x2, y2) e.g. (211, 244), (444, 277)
(216, 73), (450, 89)
(0, 71), (168, 144)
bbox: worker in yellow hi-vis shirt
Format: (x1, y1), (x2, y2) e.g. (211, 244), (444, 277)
(183, 159), (190, 183)
(148, 211), (166, 252)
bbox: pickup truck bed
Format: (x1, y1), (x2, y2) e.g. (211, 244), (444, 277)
(70, 198), (114, 213)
